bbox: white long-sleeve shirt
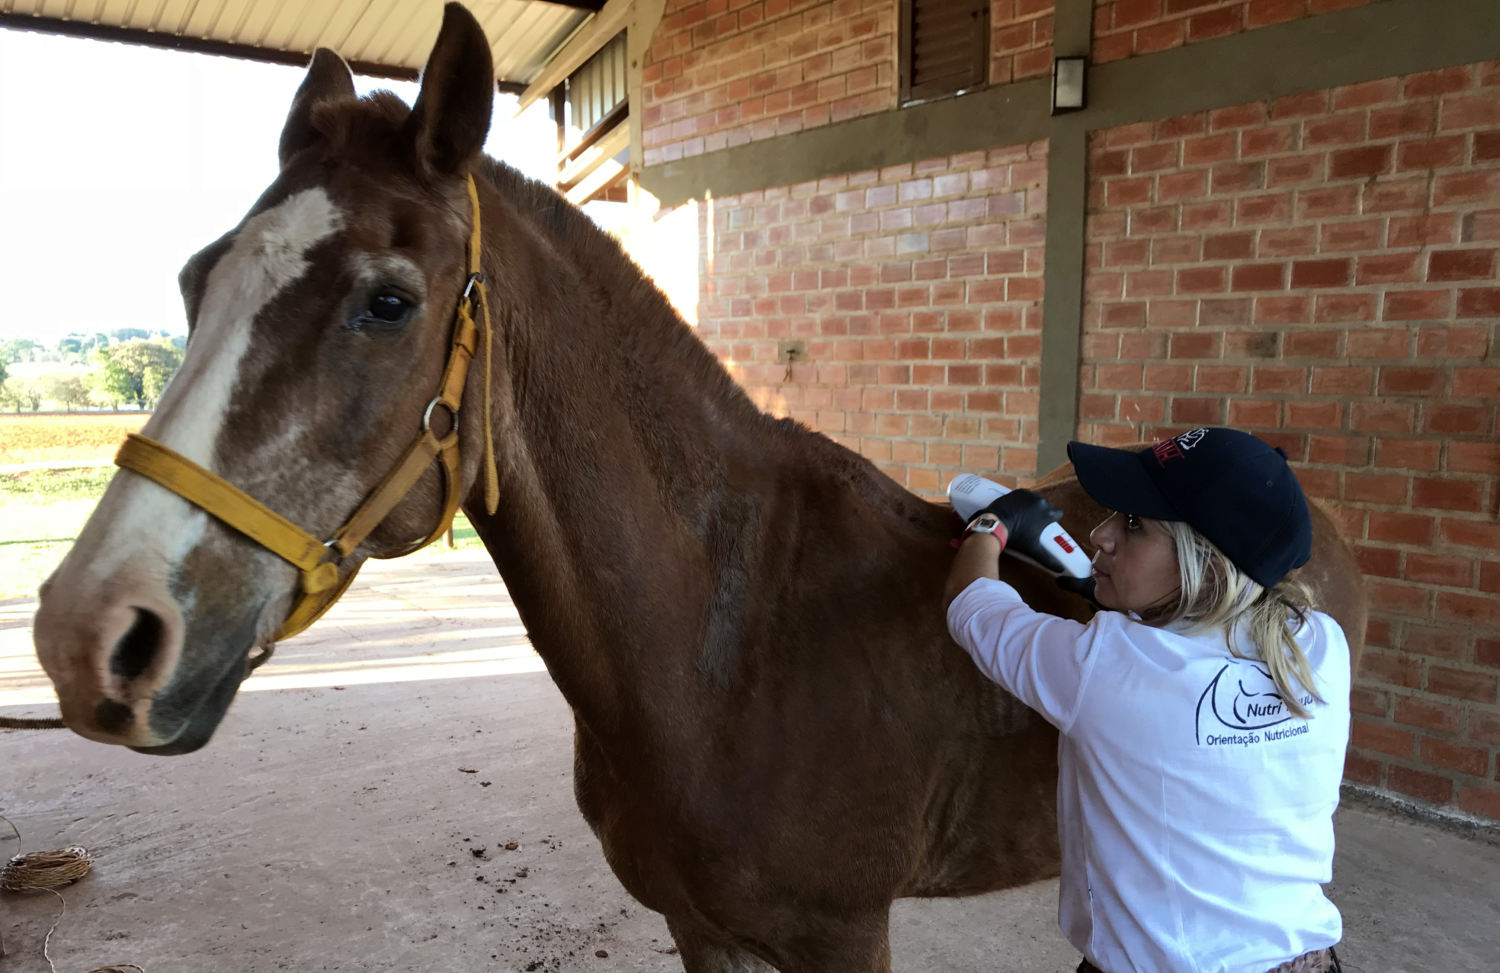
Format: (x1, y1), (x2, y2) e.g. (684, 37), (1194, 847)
(948, 577), (1351, 973)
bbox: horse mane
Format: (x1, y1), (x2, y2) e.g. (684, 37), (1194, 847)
(315, 89), (935, 531)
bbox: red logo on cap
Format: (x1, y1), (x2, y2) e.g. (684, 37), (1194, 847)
(1151, 440), (1184, 467)
(1052, 534), (1075, 554)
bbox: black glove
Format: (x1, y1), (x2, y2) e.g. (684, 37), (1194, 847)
(966, 489), (1069, 573)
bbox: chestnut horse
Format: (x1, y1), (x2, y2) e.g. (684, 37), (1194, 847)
(32, 5), (1365, 970)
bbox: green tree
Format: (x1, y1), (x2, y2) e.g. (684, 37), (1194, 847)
(0, 358), (7, 387)
(43, 373), (90, 412)
(90, 339), (184, 409)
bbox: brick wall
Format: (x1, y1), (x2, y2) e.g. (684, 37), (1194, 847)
(991, 0), (1054, 86)
(641, 0), (896, 167)
(1081, 63), (1500, 819)
(1091, 0), (1377, 64)
(697, 141), (1049, 491)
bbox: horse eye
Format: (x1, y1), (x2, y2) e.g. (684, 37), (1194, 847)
(349, 290), (415, 333)
(369, 293), (407, 322)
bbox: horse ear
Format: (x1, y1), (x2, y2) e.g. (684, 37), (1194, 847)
(405, 2), (495, 178)
(279, 49), (356, 169)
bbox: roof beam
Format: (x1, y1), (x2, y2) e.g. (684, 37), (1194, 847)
(0, 13), (530, 93)
(515, 0), (634, 114)
(534, 0), (611, 10)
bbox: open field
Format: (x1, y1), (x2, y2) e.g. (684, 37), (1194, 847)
(0, 413), (483, 598)
(0, 412), (147, 467)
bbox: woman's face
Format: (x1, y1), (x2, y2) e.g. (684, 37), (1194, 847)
(1088, 511), (1182, 615)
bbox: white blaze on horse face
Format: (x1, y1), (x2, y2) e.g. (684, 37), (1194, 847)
(88, 188), (346, 578)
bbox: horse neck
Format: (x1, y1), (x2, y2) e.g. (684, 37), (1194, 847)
(461, 167), (949, 738)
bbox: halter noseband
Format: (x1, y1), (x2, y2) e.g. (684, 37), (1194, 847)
(115, 175), (499, 650)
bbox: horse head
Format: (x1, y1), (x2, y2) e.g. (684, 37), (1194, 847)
(33, 3), (502, 754)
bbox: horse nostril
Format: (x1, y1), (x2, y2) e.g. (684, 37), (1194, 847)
(95, 699), (135, 733)
(110, 608), (167, 681)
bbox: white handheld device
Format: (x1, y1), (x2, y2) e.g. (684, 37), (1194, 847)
(947, 474), (1093, 580)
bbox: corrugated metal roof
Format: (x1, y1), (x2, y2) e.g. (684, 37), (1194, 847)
(0, 0), (594, 87)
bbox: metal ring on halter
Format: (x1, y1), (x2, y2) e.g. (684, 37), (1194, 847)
(422, 396), (458, 434)
(462, 272), (484, 301)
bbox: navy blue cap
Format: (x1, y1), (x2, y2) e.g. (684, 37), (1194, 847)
(1067, 428), (1312, 588)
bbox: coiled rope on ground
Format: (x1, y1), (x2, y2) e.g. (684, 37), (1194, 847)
(1, 814), (147, 973)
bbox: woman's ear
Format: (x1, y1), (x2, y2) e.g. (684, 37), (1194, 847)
(405, 3), (496, 180)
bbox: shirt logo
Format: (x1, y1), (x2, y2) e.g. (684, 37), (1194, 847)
(1194, 659), (1313, 746)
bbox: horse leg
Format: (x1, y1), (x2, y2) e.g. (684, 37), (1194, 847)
(769, 913), (893, 973)
(666, 917), (779, 973)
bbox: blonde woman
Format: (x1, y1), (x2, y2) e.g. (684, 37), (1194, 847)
(947, 428), (1350, 973)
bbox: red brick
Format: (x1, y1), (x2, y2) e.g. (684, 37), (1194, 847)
(1375, 438), (1442, 472)
(1342, 752), (1381, 786)
(1351, 720), (1414, 758)
(1457, 288), (1500, 317)
(1435, 170), (1500, 205)
(1254, 296), (1310, 325)
(1355, 252), (1421, 285)
(1285, 400), (1342, 428)
(1313, 293), (1377, 323)
(1403, 66), (1474, 99)
(1424, 405), (1492, 436)
(1346, 328), (1407, 358)
(1228, 399), (1282, 428)
(1351, 402), (1416, 436)
(1171, 397), (1224, 424)
(1246, 366), (1304, 395)
(1387, 766), (1454, 805)
(1408, 553), (1475, 589)
(1367, 511), (1435, 544)
(1415, 326), (1490, 358)
(1319, 219), (1384, 252)
(1453, 368), (1500, 398)
(1429, 249), (1498, 282)
(1291, 258), (1351, 289)
(1428, 665), (1499, 703)
(1210, 102), (1268, 130)
(1183, 133), (1238, 165)
(1458, 785), (1500, 820)
(1393, 696), (1461, 734)
(1440, 92), (1500, 131)
(1186, 7), (1242, 41)
(1329, 145), (1393, 179)
(1176, 267), (1227, 294)
(1448, 441), (1500, 475)
(1384, 290), (1452, 321)
(1377, 367), (1444, 396)
(1345, 471), (1409, 503)
(1354, 543), (1401, 578)
(1413, 478), (1485, 512)
(1370, 104), (1438, 140)
(1231, 263), (1287, 291)
(1310, 367), (1372, 395)
(1360, 648), (1423, 690)
(1203, 232), (1255, 261)
(1397, 135), (1468, 171)
(1389, 213), (1459, 248)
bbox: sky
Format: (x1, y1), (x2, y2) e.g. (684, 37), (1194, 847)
(0, 27), (559, 344)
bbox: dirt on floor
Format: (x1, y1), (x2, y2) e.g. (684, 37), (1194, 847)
(3, 550), (1497, 973)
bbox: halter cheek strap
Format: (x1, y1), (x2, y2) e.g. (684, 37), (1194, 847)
(115, 174), (499, 647)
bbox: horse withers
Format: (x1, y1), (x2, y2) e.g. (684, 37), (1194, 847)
(31, 5), (1366, 970)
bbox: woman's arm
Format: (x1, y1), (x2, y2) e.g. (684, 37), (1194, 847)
(944, 532), (1002, 609)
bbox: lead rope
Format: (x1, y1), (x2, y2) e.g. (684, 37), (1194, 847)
(1, 814), (144, 973)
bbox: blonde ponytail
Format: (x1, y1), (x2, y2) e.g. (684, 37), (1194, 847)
(1148, 520), (1323, 718)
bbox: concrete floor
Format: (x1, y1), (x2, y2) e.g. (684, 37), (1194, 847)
(3, 550), (1497, 973)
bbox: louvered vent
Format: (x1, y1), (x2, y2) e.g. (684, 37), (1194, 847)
(900, 0), (990, 106)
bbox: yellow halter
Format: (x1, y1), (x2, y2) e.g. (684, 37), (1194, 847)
(115, 175), (500, 647)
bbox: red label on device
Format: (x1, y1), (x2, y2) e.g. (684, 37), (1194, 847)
(1053, 534), (1075, 553)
